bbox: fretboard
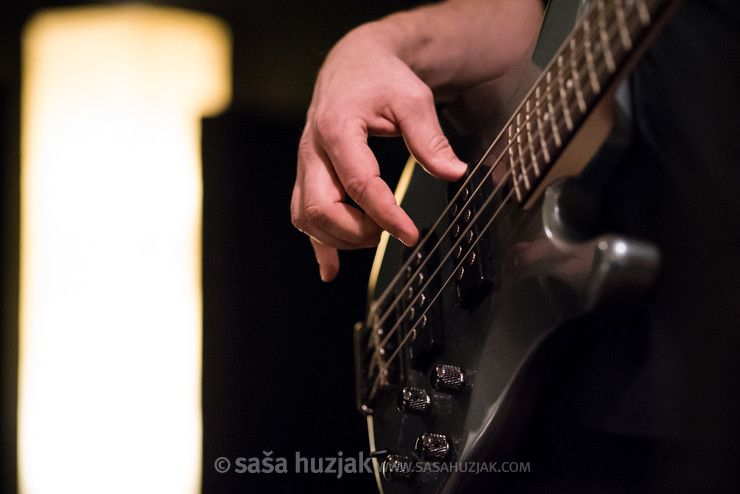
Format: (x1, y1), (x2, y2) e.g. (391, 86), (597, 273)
(503, 0), (678, 204)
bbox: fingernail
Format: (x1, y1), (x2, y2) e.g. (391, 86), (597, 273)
(398, 232), (416, 247)
(319, 265), (328, 282)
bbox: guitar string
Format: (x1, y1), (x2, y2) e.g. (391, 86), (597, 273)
(367, 0), (639, 335)
(365, 2), (653, 392)
(365, 2), (644, 386)
(367, 0), (641, 357)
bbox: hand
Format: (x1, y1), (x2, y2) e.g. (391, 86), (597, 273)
(291, 25), (467, 281)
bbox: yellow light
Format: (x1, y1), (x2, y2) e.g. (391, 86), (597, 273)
(19, 5), (230, 493)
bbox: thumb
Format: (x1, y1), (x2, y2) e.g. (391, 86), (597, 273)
(397, 95), (467, 181)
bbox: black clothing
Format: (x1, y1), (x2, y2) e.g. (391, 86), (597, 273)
(510, 1), (740, 492)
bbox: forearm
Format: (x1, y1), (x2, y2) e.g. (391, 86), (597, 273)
(346, 0), (544, 96)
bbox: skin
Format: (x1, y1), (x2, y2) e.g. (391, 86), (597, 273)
(291, 0), (545, 281)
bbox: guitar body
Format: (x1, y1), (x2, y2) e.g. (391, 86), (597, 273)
(354, 1), (677, 492)
(362, 160), (659, 494)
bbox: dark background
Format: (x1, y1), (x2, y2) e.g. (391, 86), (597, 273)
(0, 0), (423, 492)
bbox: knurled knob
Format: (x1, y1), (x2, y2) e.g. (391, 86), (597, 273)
(397, 386), (431, 414)
(415, 432), (450, 461)
(381, 453), (415, 482)
(430, 364), (466, 393)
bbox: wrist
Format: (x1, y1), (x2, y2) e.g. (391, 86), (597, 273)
(359, 0), (544, 92)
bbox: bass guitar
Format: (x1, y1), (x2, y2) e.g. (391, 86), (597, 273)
(353, 0), (680, 492)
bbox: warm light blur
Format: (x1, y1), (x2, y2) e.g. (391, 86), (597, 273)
(19, 5), (230, 493)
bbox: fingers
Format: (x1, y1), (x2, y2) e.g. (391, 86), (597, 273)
(292, 133), (387, 282)
(293, 67), (467, 282)
(316, 117), (420, 248)
(293, 134), (385, 248)
(310, 237), (340, 282)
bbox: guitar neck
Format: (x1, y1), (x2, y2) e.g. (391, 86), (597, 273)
(499, 0), (680, 206)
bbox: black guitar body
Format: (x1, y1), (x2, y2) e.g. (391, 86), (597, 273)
(353, 1), (677, 493)
(359, 161), (659, 494)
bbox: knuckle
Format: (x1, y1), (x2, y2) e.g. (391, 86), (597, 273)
(405, 81), (434, 106)
(290, 208), (307, 232)
(297, 136), (315, 164)
(427, 132), (452, 156)
(313, 111), (343, 146)
(303, 203), (332, 229)
(343, 175), (372, 204)
(290, 189), (307, 232)
(361, 228), (382, 247)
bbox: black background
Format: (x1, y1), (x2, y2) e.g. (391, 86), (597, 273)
(0, 1), (423, 492)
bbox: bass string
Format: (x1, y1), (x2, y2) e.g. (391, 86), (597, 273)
(365, 4), (649, 390)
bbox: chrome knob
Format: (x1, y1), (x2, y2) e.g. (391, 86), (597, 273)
(430, 364), (465, 393)
(397, 387), (431, 414)
(381, 453), (414, 482)
(415, 432), (450, 461)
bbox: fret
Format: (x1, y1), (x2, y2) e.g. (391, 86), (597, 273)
(615, 0), (633, 50)
(515, 113), (531, 189)
(569, 38), (588, 113)
(635, 0), (651, 25)
(545, 71), (563, 148)
(524, 100), (541, 177)
(507, 124), (523, 202)
(534, 87), (552, 165)
(556, 55), (575, 131)
(608, 4), (633, 65)
(597, 0), (617, 73)
(582, 20), (602, 94)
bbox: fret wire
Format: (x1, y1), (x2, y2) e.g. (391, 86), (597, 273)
(545, 71), (563, 147)
(598, 0), (617, 73)
(507, 126), (523, 201)
(570, 37), (588, 113)
(616, 0), (634, 50)
(516, 114), (531, 190)
(508, 114), (530, 195)
(557, 55), (575, 131)
(583, 20), (601, 94)
(534, 86), (552, 164)
(367, 0), (670, 372)
(525, 101), (541, 177)
(636, 0), (652, 25)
